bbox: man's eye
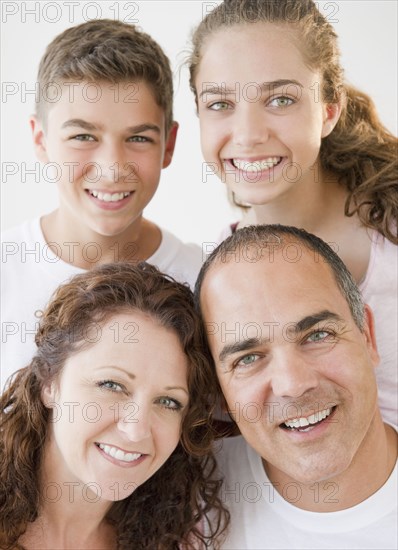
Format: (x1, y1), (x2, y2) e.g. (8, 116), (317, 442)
(306, 330), (332, 343)
(269, 96), (294, 108)
(208, 101), (231, 111)
(235, 354), (260, 368)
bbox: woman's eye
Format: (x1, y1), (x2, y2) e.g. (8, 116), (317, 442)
(269, 96), (294, 108)
(97, 380), (124, 393)
(235, 354), (260, 368)
(305, 330), (332, 343)
(157, 396), (183, 411)
(208, 101), (231, 111)
(71, 134), (95, 141)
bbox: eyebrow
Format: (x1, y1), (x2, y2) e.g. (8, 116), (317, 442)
(218, 310), (344, 363)
(199, 79), (303, 99)
(61, 119), (161, 134)
(96, 365), (136, 380)
(164, 386), (189, 396)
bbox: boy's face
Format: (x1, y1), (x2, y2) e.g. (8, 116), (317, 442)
(31, 81), (177, 239)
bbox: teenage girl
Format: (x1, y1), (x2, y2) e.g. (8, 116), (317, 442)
(188, 0), (397, 426)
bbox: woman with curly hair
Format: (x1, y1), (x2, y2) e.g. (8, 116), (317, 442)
(0, 262), (229, 549)
(188, 0), (397, 426)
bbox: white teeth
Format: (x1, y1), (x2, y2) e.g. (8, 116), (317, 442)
(232, 157), (281, 172)
(98, 443), (141, 462)
(284, 407), (332, 429)
(89, 190), (131, 202)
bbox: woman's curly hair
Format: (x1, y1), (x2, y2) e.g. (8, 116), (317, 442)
(0, 262), (229, 549)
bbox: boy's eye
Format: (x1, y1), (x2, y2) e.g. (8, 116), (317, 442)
(97, 380), (124, 393)
(268, 96), (294, 108)
(157, 396), (183, 411)
(71, 134), (96, 141)
(128, 135), (152, 143)
(234, 353), (260, 369)
(208, 101), (231, 111)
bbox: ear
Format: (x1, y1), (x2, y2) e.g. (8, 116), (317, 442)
(362, 304), (380, 368)
(30, 115), (49, 163)
(321, 101), (342, 138)
(41, 381), (58, 409)
(162, 121), (179, 169)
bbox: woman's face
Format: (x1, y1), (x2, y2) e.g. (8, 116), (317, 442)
(43, 311), (189, 502)
(195, 23), (339, 206)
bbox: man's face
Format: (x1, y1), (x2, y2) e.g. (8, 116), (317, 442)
(201, 242), (379, 485)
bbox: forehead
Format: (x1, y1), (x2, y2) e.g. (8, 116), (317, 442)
(62, 311), (188, 375)
(197, 22), (315, 85)
(44, 80), (164, 127)
(201, 245), (351, 329)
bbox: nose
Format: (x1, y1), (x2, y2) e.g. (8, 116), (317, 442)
(270, 350), (319, 399)
(232, 105), (270, 148)
(117, 400), (151, 442)
(88, 142), (136, 184)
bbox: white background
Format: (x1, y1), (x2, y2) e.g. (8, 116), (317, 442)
(1, 0), (397, 246)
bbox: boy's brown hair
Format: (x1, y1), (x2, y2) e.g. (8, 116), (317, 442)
(36, 18), (174, 133)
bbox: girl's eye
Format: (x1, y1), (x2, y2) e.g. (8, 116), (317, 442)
(305, 330), (333, 343)
(71, 134), (96, 141)
(157, 396), (183, 412)
(269, 96), (294, 108)
(208, 101), (231, 111)
(97, 380), (124, 393)
(235, 353), (260, 369)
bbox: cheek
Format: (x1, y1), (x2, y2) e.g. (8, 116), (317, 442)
(220, 378), (264, 420)
(156, 414), (183, 451)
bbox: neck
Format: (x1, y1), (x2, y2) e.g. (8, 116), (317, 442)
(41, 210), (161, 269)
(264, 416), (397, 512)
(241, 166), (347, 235)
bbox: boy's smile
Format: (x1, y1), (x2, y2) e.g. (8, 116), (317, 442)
(31, 81), (177, 245)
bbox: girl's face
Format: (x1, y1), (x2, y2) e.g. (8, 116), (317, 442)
(195, 23), (339, 205)
(42, 312), (189, 502)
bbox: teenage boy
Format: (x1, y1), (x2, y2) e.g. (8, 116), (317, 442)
(1, 19), (202, 386)
(195, 225), (397, 549)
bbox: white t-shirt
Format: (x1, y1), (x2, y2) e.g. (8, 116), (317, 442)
(217, 225), (398, 428)
(1, 218), (203, 388)
(215, 435), (398, 549)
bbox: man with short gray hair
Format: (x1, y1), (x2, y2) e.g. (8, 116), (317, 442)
(195, 225), (397, 549)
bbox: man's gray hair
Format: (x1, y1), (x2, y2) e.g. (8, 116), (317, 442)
(195, 224), (365, 330)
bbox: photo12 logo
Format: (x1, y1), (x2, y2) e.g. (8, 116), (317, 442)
(1, 1), (140, 24)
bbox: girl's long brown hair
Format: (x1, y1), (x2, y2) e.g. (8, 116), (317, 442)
(188, 0), (397, 243)
(0, 263), (229, 549)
